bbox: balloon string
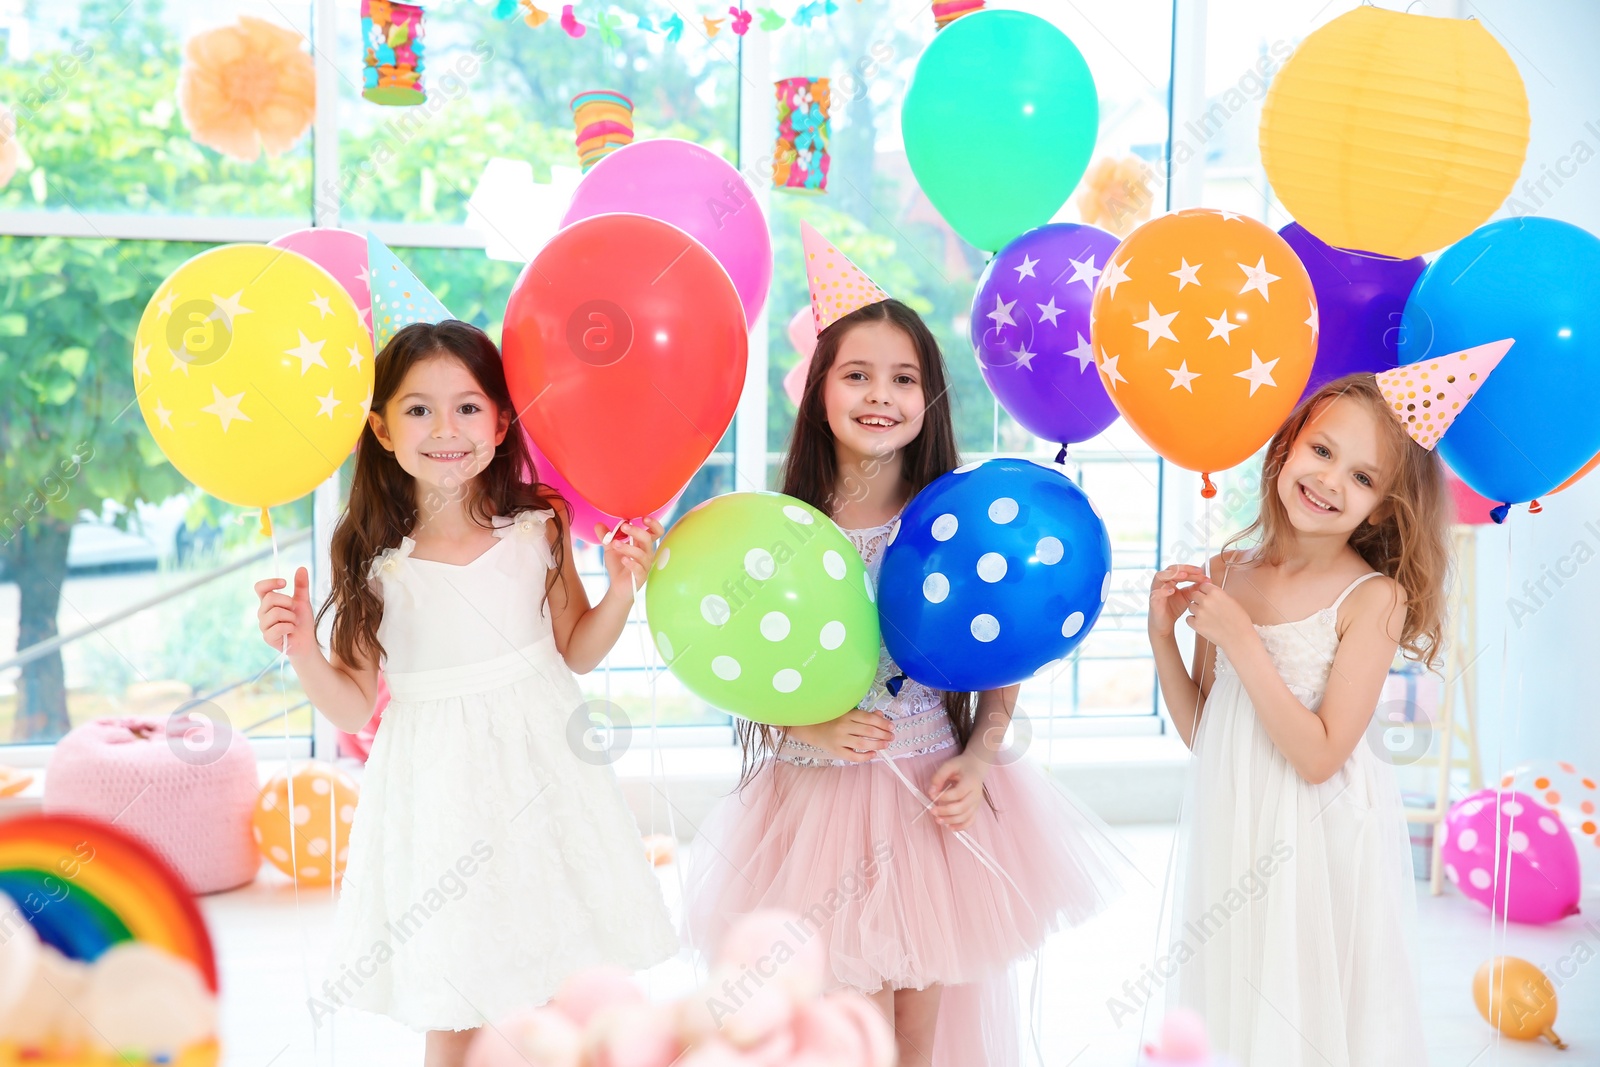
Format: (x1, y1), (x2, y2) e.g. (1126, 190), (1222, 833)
(871, 748), (1041, 928)
(615, 517), (695, 983)
(873, 738), (1046, 1066)
(272, 524), (320, 1060)
(1140, 482), (1213, 1045)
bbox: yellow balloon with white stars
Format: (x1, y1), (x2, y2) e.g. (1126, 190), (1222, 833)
(133, 244), (374, 513)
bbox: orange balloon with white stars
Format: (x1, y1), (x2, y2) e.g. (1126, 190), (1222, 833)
(1090, 208), (1317, 490)
(252, 762), (359, 887)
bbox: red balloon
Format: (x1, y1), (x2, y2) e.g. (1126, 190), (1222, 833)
(503, 214), (747, 518)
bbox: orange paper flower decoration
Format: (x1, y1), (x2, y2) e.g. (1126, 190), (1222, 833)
(178, 16), (316, 163)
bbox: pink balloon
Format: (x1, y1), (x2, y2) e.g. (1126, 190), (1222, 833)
(782, 306), (818, 407)
(560, 139), (772, 326)
(268, 228), (373, 335)
(1441, 789), (1581, 924)
(526, 433), (680, 545)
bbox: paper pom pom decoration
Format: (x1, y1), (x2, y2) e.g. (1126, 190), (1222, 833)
(774, 76), (830, 192)
(1259, 7), (1529, 259)
(1074, 154), (1156, 238)
(933, 0), (985, 30)
(571, 90), (634, 171)
(1375, 339), (1511, 452)
(252, 762), (359, 887)
(466, 909), (893, 1067)
(177, 16), (316, 163)
(362, 0), (426, 105)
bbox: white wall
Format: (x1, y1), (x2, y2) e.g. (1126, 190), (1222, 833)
(1460, 0), (1600, 783)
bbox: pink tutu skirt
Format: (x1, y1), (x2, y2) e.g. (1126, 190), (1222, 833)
(683, 747), (1136, 1066)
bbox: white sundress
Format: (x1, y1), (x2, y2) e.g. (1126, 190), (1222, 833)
(1165, 555), (1428, 1066)
(325, 508), (678, 1031)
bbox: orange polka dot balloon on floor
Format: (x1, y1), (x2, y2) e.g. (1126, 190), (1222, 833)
(1504, 760), (1600, 899)
(1089, 208), (1316, 491)
(252, 762), (359, 886)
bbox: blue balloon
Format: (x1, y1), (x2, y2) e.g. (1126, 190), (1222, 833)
(1398, 217), (1600, 505)
(876, 458), (1111, 692)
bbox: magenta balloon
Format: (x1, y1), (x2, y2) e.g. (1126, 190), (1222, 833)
(268, 228), (373, 336)
(526, 432), (680, 546)
(560, 139), (773, 326)
(1441, 789), (1581, 925)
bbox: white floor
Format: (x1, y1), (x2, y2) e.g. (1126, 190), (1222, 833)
(204, 823), (1598, 1067)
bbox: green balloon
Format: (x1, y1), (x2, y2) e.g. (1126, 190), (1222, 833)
(902, 10), (1099, 252)
(645, 493), (880, 727)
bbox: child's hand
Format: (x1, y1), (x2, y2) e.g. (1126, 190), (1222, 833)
(928, 752), (987, 831)
(595, 517), (664, 590)
(255, 567), (316, 658)
(1185, 579), (1255, 650)
(1149, 564), (1210, 638)
(789, 709), (895, 763)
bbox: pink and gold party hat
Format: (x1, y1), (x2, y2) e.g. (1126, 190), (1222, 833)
(1376, 338), (1512, 451)
(802, 220), (889, 334)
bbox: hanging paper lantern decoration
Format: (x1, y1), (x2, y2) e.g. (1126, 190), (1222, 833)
(177, 16), (316, 163)
(571, 90), (634, 172)
(361, 0), (425, 106)
(933, 0), (985, 30)
(1259, 7), (1529, 260)
(773, 77), (829, 193)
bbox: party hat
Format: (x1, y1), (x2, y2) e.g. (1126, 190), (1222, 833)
(801, 220), (889, 334)
(367, 233), (453, 351)
(1375, 338), (1512, 451)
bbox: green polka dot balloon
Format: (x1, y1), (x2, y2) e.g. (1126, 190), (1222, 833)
(645, 492), (880, 726)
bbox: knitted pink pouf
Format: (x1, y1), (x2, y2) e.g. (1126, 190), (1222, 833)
(44, 715), (260, 894)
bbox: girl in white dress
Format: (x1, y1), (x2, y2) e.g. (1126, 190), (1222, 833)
(254, 320), (677, 1066)
(1147, 372), (1455, 1066)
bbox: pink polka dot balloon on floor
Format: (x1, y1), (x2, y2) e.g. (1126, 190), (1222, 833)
(1441, 789), (1581, 925)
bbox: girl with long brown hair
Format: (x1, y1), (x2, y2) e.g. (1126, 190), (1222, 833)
(254, 319), (676, 1066)
(1149, 371), (1458, 1064)
(683, 227), (1134, 1067)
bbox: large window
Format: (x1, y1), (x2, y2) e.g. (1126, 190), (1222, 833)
(0, 0), (1178, 749)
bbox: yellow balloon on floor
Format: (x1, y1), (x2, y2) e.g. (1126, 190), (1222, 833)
(1472, 957), (1568, 1049)
(133, 244), (375, 514)
(253, 762), (360, 887)
(1259, 7), (1529, 259)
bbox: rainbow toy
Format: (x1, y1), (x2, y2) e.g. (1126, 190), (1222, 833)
(0, 814), (218, 992)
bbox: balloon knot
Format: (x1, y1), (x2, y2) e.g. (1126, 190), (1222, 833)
(1528, 498), (1543, 514)
(1054, 445), (1068, 465)
(886, 673), (906, 698)
(259, 508), (273, 538)
(1200, 473), (1217, 499)
(1489, 503), (1510, 524)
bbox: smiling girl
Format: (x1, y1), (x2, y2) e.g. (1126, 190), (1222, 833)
(255, 320), (676, 1067)
(1150, 371), (1453, 1065)
(684, 227), (1134, 1067)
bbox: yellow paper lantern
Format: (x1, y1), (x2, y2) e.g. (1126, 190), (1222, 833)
(252, 762), (359, 887)
(1260, 7), (1529, 259)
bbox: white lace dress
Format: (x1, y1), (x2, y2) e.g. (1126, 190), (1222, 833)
(324, 509), (678, 1031)
(1167, 555), (1428, 1066)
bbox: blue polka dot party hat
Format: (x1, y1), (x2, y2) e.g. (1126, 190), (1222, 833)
(367, 232), (453, 350)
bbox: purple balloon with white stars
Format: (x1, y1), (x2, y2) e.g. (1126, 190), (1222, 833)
(970, 223), (1121, 451)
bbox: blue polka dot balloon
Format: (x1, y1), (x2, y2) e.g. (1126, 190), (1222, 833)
(877, 458), (1112, 692)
